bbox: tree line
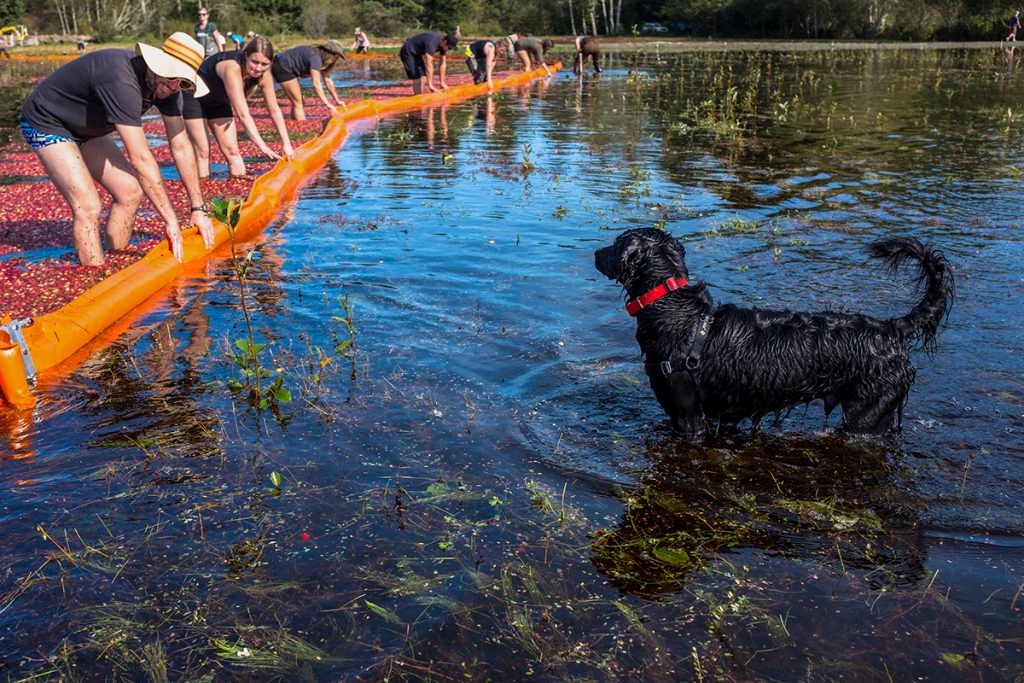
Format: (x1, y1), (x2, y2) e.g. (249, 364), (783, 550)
(0, 0), (1012, 41)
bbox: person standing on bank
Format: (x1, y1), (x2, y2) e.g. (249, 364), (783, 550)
(195, 7), (223, 57)
(271, 40), (347, 120)
(1009, 10), (1021, 41)
(514, 36), (553, 75)
(181, 35), (294, 179)
(399, 32), (457, 94)
(19, 32), (215, 266)
(464, 39), (496, 88)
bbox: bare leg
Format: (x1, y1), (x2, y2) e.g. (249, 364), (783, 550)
(279, 79), (306, 121)
(184, 117), (212, 178)
(80, 134), (143, 251)
(209, 117), (246, 177)
(35, 140), (105, 265)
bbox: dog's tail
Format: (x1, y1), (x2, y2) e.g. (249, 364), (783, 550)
(869, 237), (955, 352)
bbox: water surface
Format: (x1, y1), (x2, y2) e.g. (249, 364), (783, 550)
(1, 48), (1022, 680)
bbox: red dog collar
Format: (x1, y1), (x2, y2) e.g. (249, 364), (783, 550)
(626, 277), (688, 316)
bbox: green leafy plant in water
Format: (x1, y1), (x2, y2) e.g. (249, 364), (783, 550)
(521, 142), (535, 173)
(332, 293), (358, 379)
(209, 198), (291, 410)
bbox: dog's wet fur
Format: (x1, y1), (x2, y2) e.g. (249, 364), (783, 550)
(595, 228), (954, 441)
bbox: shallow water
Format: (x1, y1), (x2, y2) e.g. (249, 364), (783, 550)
(2, 48), (1023, 680)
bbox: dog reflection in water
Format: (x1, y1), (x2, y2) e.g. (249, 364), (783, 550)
(594, 228), (954, 441)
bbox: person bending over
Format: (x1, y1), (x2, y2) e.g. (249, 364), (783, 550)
(574, 35), (602, 74)
(399, 32), (457, 94)
(353, 28), (370, 54)
(272, 40), (347, 120)
(465, 39), (496, 88)
(514, 36), (554, 75)
(181, 35), (294, 178)
(19, 32), (214, 266)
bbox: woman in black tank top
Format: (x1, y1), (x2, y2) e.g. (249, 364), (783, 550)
(181, 35), (294, 178)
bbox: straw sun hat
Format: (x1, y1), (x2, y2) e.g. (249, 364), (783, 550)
(136, 32), (209, 98)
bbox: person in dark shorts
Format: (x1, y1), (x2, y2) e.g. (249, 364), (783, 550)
(400, 32), (457, 94)
(513, 36), (554, 75)
(226, 31), (244, 50)
(271, 40), (347, 120)
(574, 35), (602, 74)
(464, 39), (496, 88)
(181, 35), (294, 178)
(19, 32), (214, 266)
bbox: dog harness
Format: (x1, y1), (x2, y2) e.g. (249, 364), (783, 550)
(644, 313), (714, 377)
(625, 277), (688, 316)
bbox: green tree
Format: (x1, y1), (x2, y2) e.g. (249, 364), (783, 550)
(0, 0), (25, 26)
(421, 0), (473, 30)
(239, 0), (310, 30)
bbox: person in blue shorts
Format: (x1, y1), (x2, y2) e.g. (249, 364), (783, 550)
(19, 32), (214, 266)
(400, 32), (457, 94)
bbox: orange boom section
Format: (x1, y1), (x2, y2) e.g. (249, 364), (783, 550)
(0, 62), (562, 410)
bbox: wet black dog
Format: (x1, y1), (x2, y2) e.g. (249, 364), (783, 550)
(594, 228), (954, 440)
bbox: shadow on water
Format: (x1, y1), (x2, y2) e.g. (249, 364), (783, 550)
(1, 48), (1023, 680)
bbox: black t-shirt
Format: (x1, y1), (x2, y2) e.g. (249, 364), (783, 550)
(21, 48), (181, 141)
(468, 40), (494, 59)
(273, 45), (323, 79)
(197, 50), (257, 106)
(403, 32), (446, 58)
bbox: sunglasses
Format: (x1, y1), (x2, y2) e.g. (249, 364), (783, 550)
(167, 78), (195, 91)
(198, 11), (208, 16)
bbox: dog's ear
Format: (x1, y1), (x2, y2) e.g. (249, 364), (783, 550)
(615, 232), (649, 284)
(662, 236), (688, 278)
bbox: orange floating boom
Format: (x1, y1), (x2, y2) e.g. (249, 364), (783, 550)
(0, 62), (562, 410)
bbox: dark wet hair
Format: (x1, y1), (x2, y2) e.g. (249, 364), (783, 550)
(541, 39), (554, 52)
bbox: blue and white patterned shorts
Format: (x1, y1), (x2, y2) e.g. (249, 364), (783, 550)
(20, 116), (77, 151)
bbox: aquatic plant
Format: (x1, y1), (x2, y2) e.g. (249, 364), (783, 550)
(209, 197), (292, 410)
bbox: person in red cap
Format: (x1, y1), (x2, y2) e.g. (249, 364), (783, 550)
(19, 32), (214, 266)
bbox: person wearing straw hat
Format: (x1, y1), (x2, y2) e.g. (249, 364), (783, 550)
(352, 27), (370, 54)
(181, 34), (294, 178)
(19, 32), (215, 267)
(271, 40), (347, 120)
(399, 31), (457, 94)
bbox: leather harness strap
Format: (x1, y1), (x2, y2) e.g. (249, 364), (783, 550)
(644, 313), (714, 378)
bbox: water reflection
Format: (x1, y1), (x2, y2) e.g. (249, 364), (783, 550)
(591, 433), (927, 598)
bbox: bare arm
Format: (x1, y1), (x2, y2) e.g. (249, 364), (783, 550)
(219, 60), (280, 161)
(116, 123), (183, 261)
(259, 70), (294, 158)
(439, 54), (448, 89)
(162, 113), (214, 249)
(322, 73), (344, 108)
(310, 68), (335, 112)
(423, 53), (436, 91)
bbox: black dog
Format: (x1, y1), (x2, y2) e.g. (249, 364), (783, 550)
(594, 228), (954, 441)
